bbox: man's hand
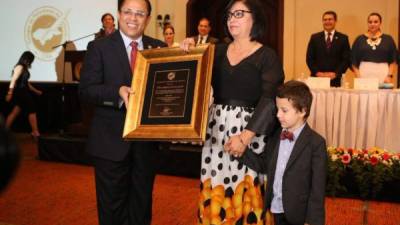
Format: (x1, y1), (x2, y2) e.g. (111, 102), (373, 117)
(384, 75), (393, 84)
(119, 86), (134, 109)
(326, 72), (336, 79)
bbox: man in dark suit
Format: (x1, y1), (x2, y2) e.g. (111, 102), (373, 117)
(306, 11), (351, 87)
(0, 115), (20, 194)
(240, 81), (327, 225)
(94, 13), (116, 40)
(79, 0), (166, 225)
(192, 17), (219, 45)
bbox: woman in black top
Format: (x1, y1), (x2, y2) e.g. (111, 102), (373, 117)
(182, 0), (284, 223)
(352, 12), (397, 84)
(5, 51), (42, 138)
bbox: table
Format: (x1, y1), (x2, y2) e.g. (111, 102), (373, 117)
(308, 88), (400, 152)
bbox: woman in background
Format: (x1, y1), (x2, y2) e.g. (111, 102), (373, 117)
(163, 24), (179, 47)
(352, 12), (397, 85)
(5, 51), (42, 138)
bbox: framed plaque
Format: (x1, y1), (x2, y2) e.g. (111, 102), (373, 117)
(123, 44), (215, 141)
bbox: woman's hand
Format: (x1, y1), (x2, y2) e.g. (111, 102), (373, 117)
(35, 90), (43, 96)
(5, 93), (12, 102)
(224, 129), (255, 157)
(179, 38), (195, 52)
(28, 83), (42, 96)
(224, 135), (247, 157)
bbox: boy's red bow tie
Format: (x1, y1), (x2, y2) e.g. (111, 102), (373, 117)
(280, 130), (294, 141)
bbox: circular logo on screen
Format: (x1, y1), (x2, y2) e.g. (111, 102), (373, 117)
(24, 6), (70, 61)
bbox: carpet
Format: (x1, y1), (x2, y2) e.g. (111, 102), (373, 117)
(0, 134), (399, 225)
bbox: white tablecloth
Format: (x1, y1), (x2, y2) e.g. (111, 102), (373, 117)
(308, 88), (400, 152)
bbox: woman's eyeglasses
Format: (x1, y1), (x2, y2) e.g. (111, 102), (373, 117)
(226, 10), (252, 20)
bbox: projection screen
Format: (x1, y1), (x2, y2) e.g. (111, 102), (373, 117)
(0, 1), (117, 82)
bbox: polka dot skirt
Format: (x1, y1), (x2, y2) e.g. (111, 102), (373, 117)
(198, 104), (271, 225)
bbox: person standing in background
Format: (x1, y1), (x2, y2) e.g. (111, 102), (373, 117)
(352, 12), (397, 85)
(306, 11), (351, 87)
(192, 17), (219, 45)
(79, 0), (166, 224)
(95, 13), (116, 40)
(5, 51), (42, 139)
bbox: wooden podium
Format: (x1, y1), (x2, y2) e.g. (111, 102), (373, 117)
(65, 50), (86, 81)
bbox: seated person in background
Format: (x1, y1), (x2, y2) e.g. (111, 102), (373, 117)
(95, 13), (116, 40)
(237, 80), (327, 225)
(192, 17), (219, 45)
(163, 24), (179, 47)
(306, 11), (351, 87)
(352, 12), (398, 85)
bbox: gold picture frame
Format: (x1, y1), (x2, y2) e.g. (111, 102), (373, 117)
(123, 44), (215, 142)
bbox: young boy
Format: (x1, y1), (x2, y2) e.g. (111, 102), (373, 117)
(240, 80), (327, 225)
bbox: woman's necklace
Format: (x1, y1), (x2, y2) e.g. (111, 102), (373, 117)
(366, 32), (382, 50)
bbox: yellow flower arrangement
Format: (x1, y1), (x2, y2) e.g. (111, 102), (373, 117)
(326, 146), (400, 199)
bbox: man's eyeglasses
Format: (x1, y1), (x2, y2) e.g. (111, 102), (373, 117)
(120, 9), (147, 18)
(226, 10), (252, 20)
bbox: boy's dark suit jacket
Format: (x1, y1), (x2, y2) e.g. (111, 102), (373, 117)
(80, 31), (167, 161)
(306, 31), (351, 87)
(242, 123), (328, 225)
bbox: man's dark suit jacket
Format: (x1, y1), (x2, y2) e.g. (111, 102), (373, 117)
(306, 31), (351, 87)
(193, 35), (219, 44)
(242, 123), (327, 225)
(79, 31), (166, 161)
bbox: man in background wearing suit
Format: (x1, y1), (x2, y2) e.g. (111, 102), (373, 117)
(306, 11), (351, 87)
(94, 13), (116, 40)
(192, 17), (219, 45)
(79, 0), (166, 225)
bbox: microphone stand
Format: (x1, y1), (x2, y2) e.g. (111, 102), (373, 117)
(52, 32), (96, 135)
